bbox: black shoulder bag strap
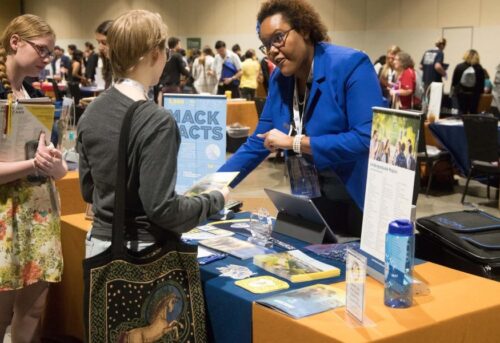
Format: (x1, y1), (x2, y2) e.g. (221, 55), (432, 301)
(111, 100), (147, 257)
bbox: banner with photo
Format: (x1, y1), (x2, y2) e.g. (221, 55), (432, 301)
(361, 107), (421, 262)
(163, 94), (227, 193)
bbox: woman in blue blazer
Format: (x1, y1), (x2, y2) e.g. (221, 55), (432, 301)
(219, 0), (383, 237)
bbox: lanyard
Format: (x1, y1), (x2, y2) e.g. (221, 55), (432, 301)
(291, 60), (314, 136)
(116, 78), (149, 99)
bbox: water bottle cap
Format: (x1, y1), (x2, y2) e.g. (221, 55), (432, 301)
(388, 219), (413, 236)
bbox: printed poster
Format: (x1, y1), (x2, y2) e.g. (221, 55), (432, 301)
(163, 94), (227, 193)
(361, 107), (420, 262)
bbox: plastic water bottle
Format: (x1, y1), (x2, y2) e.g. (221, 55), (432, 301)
(384, 219), (414, 308)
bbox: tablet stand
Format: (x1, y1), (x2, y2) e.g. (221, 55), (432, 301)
(273, 211), (328, 244)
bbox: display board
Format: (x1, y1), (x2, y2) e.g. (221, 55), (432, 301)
(163, 94), (227, 193)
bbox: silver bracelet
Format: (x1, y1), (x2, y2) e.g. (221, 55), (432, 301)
(293, 134), (303, 155)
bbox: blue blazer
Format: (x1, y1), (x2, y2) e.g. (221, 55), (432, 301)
(219, 43), (382, 209)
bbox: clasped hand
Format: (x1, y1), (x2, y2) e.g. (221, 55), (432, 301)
(257, 129), (293, 153)
(34, 132), (67, 180)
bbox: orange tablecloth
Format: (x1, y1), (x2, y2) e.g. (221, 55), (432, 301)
(227, 100), (258, 134)
(253, 262), (500, 342)
(55, 170), (86, 216)
(42, 213), (90, 341)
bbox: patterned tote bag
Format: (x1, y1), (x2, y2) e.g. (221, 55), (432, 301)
(83, 101), (207, 342)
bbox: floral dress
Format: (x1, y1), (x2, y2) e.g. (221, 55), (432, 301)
(0, 179), (63, 290)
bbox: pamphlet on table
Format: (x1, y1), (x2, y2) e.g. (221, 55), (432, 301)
(256, 284), (345, 319)
(361, 107), (420, 262)
(183, 172), (239, 196)
(253, 250), (340, 282)
(199, 236), (272, 260)
(235, 276), (289, 294)
(182, 224), (234, 241)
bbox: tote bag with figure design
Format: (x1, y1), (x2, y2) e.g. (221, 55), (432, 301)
(83, 100), (207, 343)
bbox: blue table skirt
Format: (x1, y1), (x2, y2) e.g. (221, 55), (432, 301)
(429, 120), (500, 176)
(198, 213), (346, 343)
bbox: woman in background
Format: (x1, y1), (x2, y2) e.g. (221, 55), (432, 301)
(192, 46), (218, 94)
(390, 51), (418, 110)
(379, 45), (401, 105)
(95, 20), (113, 89)
(0, 14), (67, 342)
(451, 49), (485, 114)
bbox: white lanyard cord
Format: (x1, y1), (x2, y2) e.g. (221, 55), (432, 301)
(291, 60), (314, 137)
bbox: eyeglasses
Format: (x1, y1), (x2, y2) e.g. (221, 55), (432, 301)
(24, 39), (53, 59)
(259, 28), (294, 55)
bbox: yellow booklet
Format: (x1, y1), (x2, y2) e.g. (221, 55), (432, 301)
(235, 276), (289, 294)
(253, 250), (340, 283)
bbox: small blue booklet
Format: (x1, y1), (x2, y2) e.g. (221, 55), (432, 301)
(256, 284), (345, 319)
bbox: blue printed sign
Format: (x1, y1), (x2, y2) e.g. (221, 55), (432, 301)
(163, 94), (227, 193)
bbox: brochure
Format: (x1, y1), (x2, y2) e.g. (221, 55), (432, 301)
(183, 172), (239, 196)
(199, 236), (273, 260)
(235, 276), (289, 294)
(182, 224), (234, 241)
(256, 284), (345, 319)
(253, 250), (340, 283)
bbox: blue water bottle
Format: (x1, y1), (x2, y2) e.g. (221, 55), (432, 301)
(384, 219), (414, 308)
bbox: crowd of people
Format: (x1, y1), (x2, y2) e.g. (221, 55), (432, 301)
(375, 38), (500, 115)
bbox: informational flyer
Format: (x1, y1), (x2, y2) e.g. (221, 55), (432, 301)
(361, 107), (421, 262)
(163, 94), (227, 193)
(0, 100), (54, 162)
(345, 248), (367, 323)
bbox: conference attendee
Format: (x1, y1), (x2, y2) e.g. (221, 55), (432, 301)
(192, 46), (218, 94)
(390, 51), (418, 110)
(493, 63), (500, 113)
(232, 43), (244, 61)
(420, 38), (447, 91)
(0, 14), (67, 342)
(213, 40), (242, 98)
(51, 45), (71, 80)
(451, 49), (485, 114)
(95, 20), (113, 89)
(83, 41), (99, 83)
(77, 10), (227, 260)
(259, 55), (276, 93)
(218, 0), (383, 237)
(379, 45), (400, 103)
(239, 49), (261, 100)
(158, 37), (190, 94)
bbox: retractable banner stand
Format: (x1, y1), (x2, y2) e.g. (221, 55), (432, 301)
(360, 107), (421, 277)
(163, 94), (227, 193)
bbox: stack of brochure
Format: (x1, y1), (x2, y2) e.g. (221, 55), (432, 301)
(253, 250), (340, 282)
(199, 236), (272, 260)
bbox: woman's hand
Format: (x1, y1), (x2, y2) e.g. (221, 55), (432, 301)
(34, 132), (68, 180)
(257, 129), (293, 152)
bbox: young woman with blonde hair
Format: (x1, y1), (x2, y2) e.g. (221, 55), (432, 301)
(451, 49), (485, 114)
(0, 14), (67, 342)
(78, 9), (228, 263)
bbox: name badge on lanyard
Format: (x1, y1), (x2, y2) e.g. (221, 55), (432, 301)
(286, 60), (321, 199)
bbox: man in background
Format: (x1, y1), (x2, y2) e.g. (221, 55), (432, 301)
(213, 40), (242, 98)
(420, 38), (447, 91)
(158, 37), (190, 94)
(51, 46), (71, 81)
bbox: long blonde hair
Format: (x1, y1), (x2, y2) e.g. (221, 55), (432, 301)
(107, 10), (167, 79)
(463, 49), (480, 65)
(0, 14), (54, 92)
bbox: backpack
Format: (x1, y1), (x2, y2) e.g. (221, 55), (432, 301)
(460, 66), (476, 88)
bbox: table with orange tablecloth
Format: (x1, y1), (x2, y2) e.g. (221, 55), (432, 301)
(253, 262), (500, 343)
(55, 170), (86, 216)
(226, 100), (259, 134)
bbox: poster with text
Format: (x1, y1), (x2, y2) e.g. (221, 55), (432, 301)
(163, 94), (227, 193)
(361, 107), (421, 262)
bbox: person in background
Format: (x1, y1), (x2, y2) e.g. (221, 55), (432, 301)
(492, 63), (500, 114)
(51, 45), (71, 81)
(373, 55), (386, 76)
(83, 41), (99, 83)
(218, 0), (382, 238)
(390, 51), (418, 110)
(77, 9), (228, 261)
(483, 69), (493, 94)
(379, 45), (400, 104)
(69, 49), (87, 85)
(95, 20), (113, 89)
(259, 55), (275, 93)
(213, 40), (242, 98)
(192, 45), (218, 94)
(420, 38), (447, 91)
(239, 49), (261, 100)
(0, 14), (67, 342)
(232, 43), (244, 61)
(451, 49), (485, 114)
(67, 43), (76, 59)
(158, 37), (190, 95)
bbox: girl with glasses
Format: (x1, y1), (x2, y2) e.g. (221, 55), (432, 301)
(0, 14), (67, 342)
(219, 0), (383, 238)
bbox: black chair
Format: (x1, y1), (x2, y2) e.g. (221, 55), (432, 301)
(417, 116), (451, 195)
(461, 114), (500, 203)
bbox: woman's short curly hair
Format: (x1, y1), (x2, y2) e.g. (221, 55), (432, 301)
(257, 0), (329, 44)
